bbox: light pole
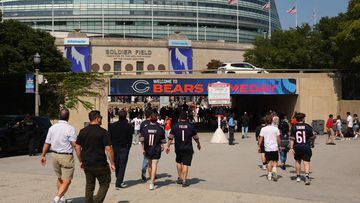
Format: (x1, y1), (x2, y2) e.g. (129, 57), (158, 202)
(203, 26), (207, 41)
(123, 22), (126, 39)
(167, 24), (170, 37)
(33, 53), (41, 116)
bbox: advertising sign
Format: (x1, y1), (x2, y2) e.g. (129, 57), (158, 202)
(168, 40), (192, 47)
(208, 82), (231, 105)
(65, 46), (90, 73)
(25, 74), (34, 93)
(169, 48), (192, 74)
(110, 78), (297, 96)
(64, 38), (90, 45)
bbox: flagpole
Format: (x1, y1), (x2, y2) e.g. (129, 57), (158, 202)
(1, 0), (4, 23)
(236, 0), (239, 43)
(101, 0), (104, 38)
(196, 0), (199, 41)
(151, 0), (154, 40)
(51, 0), (54, 33)
(295, 1), (298, 27)
(268, 0), (271, 39)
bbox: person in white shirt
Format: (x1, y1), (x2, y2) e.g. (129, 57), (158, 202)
(157, 114), (165, 128)
(258, 115), (281, 182)
(131, 114), (143, 145)
(40, 108), (77, 203)
(346, 112), (354, 139)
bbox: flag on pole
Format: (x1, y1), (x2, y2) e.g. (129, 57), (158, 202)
(287, 6), (297, 14)
(228, 0), (237, 5)
(261, 2), (270, 10)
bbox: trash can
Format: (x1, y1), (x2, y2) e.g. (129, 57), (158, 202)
(312, 120), (325, 135)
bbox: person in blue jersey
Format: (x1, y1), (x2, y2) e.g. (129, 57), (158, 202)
(166, 112), (201, 187)
(290, 113), (316, 185)
(139, 112), (166, 190)
(227, 113), (237, 145)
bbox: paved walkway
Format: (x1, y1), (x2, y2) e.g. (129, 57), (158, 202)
(0, 132), (359, 203)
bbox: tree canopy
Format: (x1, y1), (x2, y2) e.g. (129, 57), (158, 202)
(0, 20), (70, 74)
(244, 0), (360, 70)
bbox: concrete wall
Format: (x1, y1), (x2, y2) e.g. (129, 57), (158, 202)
(297, 73), (341, 123)
(338, 100), (360, 117)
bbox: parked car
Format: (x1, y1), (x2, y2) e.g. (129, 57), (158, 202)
(217, 62), (268, 74)
(0, 115), (51, 157)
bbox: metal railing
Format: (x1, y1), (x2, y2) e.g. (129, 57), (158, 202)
(105, 68), (343, 76)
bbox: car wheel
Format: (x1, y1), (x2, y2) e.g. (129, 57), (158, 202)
(0, 140), (8, 158)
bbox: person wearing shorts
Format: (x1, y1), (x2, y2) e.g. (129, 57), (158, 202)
(166, 112), (201, 187)
(290, 113), (316, 186)
(255, 117), (266, 170)
(40, 108), (76, 203)
(140, 113), (166, 190)
(258, 115), (281, 182)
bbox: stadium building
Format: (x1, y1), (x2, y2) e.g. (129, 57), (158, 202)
(2, 0), (281, 43)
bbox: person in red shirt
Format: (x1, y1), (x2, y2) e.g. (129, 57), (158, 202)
(326, 114), (336, 145)
(164, 117), (172, 140)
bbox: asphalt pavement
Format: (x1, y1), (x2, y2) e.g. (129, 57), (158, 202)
(0, 132), (359, 203)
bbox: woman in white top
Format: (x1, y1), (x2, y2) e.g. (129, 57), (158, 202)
(335, 115), (344, 140)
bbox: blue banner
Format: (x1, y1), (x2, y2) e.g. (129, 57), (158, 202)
(65, 46), (90, 73)
(25, 74), (34, 93)
(110, 78), (297, 96)
(169, 48), (192, 74)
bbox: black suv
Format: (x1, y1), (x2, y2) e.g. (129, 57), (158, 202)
(0, 115), (52, 157)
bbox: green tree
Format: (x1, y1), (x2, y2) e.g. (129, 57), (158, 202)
(0, 20), (70, 74)
(334, 0), (360, 69)
(244, 0), (360, 70)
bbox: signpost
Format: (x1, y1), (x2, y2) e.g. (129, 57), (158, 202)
(208, 82), (231, 144)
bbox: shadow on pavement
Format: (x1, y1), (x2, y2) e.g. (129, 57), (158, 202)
(66, 197), (85, 203)
(124, 173), (172, 188)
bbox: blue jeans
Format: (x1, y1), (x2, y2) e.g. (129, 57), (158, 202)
(113, 146), (130, 187)
(242, 126), (248, 137)
(280, 149), (289, 164)
(141, 156), (149, 176)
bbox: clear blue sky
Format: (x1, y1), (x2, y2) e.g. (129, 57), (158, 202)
(275, 0), (350, 29)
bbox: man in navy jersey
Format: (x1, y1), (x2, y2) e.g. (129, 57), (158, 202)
(139, 110), (152, 181)
(290, 113), (316, 185)
(140, 113), (166, 190)
(166, 112), (201, 187)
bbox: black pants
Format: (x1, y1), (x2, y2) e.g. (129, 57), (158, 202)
(114, 146), (130, 187)
(345, 127), (354, 138)
(84, 166), (111, 203)
(228, 126), (235, 145)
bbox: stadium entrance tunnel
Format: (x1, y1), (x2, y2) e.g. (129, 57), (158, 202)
(231, 94), (298, 130)
(109, 77), (298, 131)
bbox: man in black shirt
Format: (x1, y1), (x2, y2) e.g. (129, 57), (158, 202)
(109, 110), (133, 189)
(75, 110), (115, 202)
(140, 112), (166, 190)
(166, 112), (201, 187)
(241, 112), (250, 139)
(140, 110), (152, 181)
(289, 113), (316, 186)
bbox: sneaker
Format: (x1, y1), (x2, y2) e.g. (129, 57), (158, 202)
(182, 182), (190, 187)
(296, 176), (301, 182)
(59, 196), (66, 203)
(272, 171), (278, 182)
(176, 177), (183, 184)
(267, 174), (272, 181)
(149, 183), (155, 190)
(261, 165), (267, 170)
(305, 176), (310, 185)
(141, 174), (147, 182)
(242, 135), (245, 139)
(120, 183), (127, 188)
(353, 134), (358, 140)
